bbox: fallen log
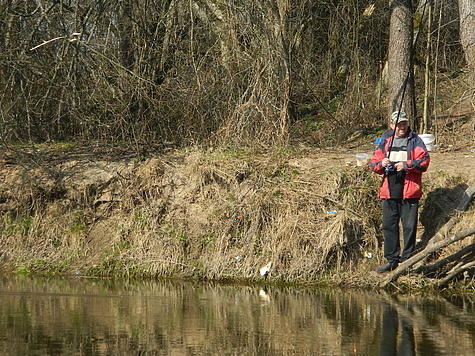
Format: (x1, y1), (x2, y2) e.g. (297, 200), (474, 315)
(411, 214), (460, 270)
(380, 225), (475, 288)
(422, 243), (475, 276)
(438, 259), (475, 288)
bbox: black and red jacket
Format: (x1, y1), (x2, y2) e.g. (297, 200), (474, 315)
(370, 129), (430, 199)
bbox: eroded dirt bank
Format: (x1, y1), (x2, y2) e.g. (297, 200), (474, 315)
(0, 143), (474, 289)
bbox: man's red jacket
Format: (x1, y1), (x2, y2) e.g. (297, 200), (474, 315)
(370, 129), (430, 199)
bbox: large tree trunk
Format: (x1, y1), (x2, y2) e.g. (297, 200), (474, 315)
(388, 0), (415, 125)
(119, 0), (134, 70)
(458, 0), (475, 86)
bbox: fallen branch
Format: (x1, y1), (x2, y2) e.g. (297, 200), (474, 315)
(438, 259), (475, 288)
(411, 213), (461, 270)
(380, 225), (475, 288)
(407, 184), (475, 273)
(422, 243), (475, 276)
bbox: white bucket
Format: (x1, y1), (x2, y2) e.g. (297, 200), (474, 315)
(419, 134), (435, 151)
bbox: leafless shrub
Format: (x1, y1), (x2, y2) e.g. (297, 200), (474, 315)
(3, 1), (465, 147)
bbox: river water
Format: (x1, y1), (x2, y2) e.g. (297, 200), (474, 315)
(0, 275), (474, 355)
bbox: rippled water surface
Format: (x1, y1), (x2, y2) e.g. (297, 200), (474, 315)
(0, 276), (474, 355)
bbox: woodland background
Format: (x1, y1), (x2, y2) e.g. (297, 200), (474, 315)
(1, 0), (473, 149)
(0, 1), (474, 288)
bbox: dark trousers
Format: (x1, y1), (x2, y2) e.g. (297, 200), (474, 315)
(381, 199), (419, 263)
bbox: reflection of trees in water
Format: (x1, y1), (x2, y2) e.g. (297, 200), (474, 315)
(0, 278), (474, 355)
(376, 293), (475, 355)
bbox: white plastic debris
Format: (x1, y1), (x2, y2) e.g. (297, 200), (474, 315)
(259, 262), (272, 277)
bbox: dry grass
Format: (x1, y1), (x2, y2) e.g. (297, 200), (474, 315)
(0, 146), (473, 289)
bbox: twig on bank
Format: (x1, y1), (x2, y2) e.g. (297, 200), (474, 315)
(30, 36), (67, 51)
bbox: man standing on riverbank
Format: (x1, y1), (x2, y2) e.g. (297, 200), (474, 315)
(370, 111), (430, 273)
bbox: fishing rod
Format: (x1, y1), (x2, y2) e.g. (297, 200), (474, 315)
(386, 69), (411, 173)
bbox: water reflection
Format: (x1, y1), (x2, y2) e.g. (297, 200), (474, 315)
(0, 276), (474, 355)
(379, 300), (415, 355)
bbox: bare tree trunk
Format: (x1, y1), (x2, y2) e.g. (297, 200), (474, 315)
(267, 0), (291, 139)
(422, 1), (432, 133)
(458, 0), (475, 87)
(119, 0), (134, 70)
(388, 0), (415, 123)
(160, 0), (177, 73)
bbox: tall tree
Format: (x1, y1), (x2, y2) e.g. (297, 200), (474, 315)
(119, 0), (134, 70)
(458, 0), (475, 86)
(388, 0), (415, 124)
